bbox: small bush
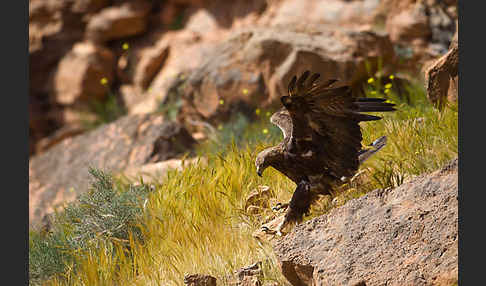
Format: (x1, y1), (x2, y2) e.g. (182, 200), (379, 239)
(29, 168), (153, 285)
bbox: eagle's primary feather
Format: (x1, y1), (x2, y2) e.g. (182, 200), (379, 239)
(255, 70), (396, 235)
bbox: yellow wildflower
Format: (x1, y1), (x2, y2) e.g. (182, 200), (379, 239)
(370, 90), (377, 95)
(255, 108), (261, 116)
(385, 83), (392, 89)
(266, 111), (271, 117)
(219, 99), (224, 105)
(389, 74), (395, 80)
(262, 128), (269, 134)
(384, 89), (390, 94)
(122, 42), (129, 50)
(367, 77), (375, 84)
(100, 77), (108, 85)
(242, 88), (249, 95)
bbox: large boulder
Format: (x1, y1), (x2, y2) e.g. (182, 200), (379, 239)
(29, 0), (87, 154)
(29, 114), (197, 227)
(126, 29), (223, 115)
(258, 0), (382, 29)
(380, 0), (457, 71)
(52, 41), (115, 105)
(424, 27), (458, 107)
(273, 158), (458, 286)
(179, 25), (396, 125)
(85, 0), (152, 44)
(386, 1), (431, 43)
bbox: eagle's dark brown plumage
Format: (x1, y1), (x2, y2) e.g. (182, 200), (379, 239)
(255, 70), (396, 235)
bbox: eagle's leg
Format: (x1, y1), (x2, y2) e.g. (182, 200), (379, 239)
(275, 180), (314, 236)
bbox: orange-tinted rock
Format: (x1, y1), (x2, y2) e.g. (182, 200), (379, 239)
(387, 2), (430, 43)
(180, 25), (396, 124)
(183, 274), (217, 286)
(52, 42), (115, 105)
(424, 27), (458, 107)
(85, 0), (152, 43)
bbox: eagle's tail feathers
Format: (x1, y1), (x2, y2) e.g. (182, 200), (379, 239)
(355, 100), (396, 112)
(353, 113), (382, 121)
(358, 136), (387, 164)
(357, 105), (397, 112)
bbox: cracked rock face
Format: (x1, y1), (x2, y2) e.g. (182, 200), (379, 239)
(273, 158), (458, 286)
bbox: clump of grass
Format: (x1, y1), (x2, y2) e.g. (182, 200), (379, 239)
(29, 168), (153, 285)
(31, 77), (457, 286)
(195, 110), (282, 156)
(156, 74), (187, 121)
(82, 92), (127, 130)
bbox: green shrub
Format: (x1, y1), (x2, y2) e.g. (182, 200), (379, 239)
(29, 168), (153, 285)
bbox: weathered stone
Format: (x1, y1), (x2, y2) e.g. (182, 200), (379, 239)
(85, 0), (152, 43)
(71, 0), (110, 14)
(184, 274), (217, 286)
(223, 262), (264, 286)
(245, 185), (272, 213)
(133, 43), (170, 89)
(122, 157), (207, 183)
(273, 158), (458, 286)
(35, 125), (86, 155)
(52, 42), (115, 105)
(139, 30), (222, 115)
(234, 262), (263, 286)
(180, 25), (395, 124)
(29, 114), (196, 227)
(29, 0), (87, 153)
(387, 2), (430, 43)
(258, 0), (381, 28)
(424, 28), (458, 107)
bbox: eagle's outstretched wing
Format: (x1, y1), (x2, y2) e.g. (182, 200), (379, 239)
(281, 70), (395, 178)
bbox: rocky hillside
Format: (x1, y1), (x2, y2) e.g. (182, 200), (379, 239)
(29, 0), (457, 155)
(29, 0), (458, 228)
(29, 2), (458, 284)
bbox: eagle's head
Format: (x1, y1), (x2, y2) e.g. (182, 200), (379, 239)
(255, 147), (280, 177)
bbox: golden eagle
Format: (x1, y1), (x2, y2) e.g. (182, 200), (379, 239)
(255, 70), (396, 235)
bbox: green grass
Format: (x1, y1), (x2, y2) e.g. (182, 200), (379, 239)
(30, 78), (457, 286)
(82, 92), (127, 130)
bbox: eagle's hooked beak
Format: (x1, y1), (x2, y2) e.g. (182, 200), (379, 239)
(256, 166), (262, 177)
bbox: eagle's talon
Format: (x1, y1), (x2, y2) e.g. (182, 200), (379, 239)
(261, 225), (277, 235)
(271, 202), (289, 212)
